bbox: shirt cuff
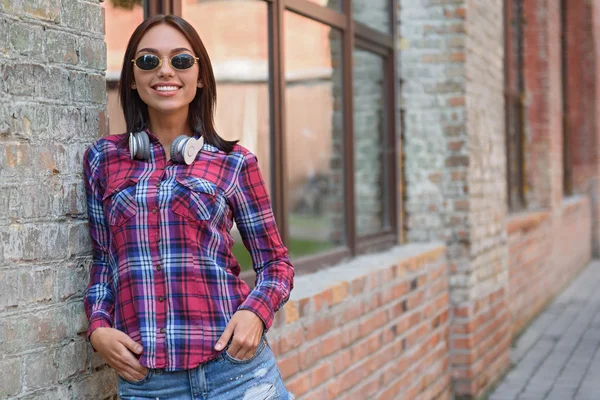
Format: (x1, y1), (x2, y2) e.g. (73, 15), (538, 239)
(238, 290), (275, 331)
(87, 316), (112, 352)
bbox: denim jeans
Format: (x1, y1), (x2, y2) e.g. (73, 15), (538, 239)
(117, 337), (294, 400)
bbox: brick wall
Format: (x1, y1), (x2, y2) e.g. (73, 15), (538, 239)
(508, 198), (592, 338)
(400, 0), (512, 397)
(0, 0), (111, 398)
(563, 0), (600, 257)
(523, 0), (564, 211)
(456, 0), (511, 396)
(268, 244), (451, 400)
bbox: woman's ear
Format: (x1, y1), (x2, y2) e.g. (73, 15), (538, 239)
(197, 81), (203, 88)
(131, 82), (137, 90)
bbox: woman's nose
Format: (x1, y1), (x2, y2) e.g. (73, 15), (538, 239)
(157, 56), (175, 77)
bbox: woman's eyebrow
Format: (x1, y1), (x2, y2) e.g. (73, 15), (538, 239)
(136, 47), (193, 55)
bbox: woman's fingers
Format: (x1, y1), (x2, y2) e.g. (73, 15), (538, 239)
(119, 347), (148, 377)
(228, 335), (259, 360)
(113, 357), (148, 381)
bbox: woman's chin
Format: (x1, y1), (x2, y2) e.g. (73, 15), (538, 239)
(147, 103), (191, 117)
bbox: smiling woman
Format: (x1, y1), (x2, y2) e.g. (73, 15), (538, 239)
(84, 14), (294, 400)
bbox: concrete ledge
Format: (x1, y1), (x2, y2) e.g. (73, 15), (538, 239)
(562, 194), (589, 214)
(507, 210), (551, 234)
(289, 243), (447, 301)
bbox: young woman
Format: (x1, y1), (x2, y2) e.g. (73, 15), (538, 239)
(83, 14), (294, 399)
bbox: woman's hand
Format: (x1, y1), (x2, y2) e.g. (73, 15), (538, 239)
(90, 327), (149, 382)
(215, 310), (264, 360)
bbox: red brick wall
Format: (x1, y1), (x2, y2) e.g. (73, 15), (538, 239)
(450, 288), (512, 397)
(523, 0), (564, 211)
(268, 246), (452, 400)
(508, 198), (592, 337)
(564, 0), (598, 194)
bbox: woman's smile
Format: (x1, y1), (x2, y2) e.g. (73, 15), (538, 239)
(151, 83), (183, 96)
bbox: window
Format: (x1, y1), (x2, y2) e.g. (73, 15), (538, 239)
(504, 0), (526, 211)
(104, 0), (399, 274)
(284, 13), (345, 259)
(353, 48), (388, 237)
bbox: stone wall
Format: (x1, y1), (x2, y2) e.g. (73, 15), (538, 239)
(0, 0), (111, 398)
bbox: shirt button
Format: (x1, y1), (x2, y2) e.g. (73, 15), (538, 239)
(155, 182), (161, 188)
(152, 208), (158, 214)
(158, 296), (165, 302)
(159, 328), (165, 333)
(156, 265), (162, 271)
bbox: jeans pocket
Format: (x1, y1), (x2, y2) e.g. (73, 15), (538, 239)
(117, 368), (153, 386)
(223, 336), (268, 364)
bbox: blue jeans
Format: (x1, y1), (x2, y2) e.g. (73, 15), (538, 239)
(117, 337), (294, 400)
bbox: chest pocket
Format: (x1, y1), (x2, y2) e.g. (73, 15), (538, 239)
(172, 175), (217, 222)
(103, 177), (139, 227)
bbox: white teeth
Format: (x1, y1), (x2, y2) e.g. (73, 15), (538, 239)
(155, 86), (179, 91)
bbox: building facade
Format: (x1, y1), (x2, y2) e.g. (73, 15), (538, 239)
(0, 0), (598, 399)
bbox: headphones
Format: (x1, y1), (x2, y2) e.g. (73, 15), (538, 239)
(129, 130), (204, 165)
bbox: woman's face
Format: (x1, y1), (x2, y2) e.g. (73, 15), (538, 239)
(132, 24), (200, 121)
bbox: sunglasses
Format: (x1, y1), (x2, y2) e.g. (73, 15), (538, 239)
(131, 53), (199, 71)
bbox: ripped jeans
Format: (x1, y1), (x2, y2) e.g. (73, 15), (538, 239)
(117, 336), (294, 400)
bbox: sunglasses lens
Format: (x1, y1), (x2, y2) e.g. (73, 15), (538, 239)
(171, 54), (196, 70)
(136, 54), (160, 70)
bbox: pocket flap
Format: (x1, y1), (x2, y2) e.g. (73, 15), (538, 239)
(103, 177), (139, 200)
(175, 175), (216, 196)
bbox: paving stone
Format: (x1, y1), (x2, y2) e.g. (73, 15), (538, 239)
(489, 263), (600, 400)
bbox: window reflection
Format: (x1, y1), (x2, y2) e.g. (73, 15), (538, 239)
(305, 0), (343, 12)
(353, 0), (390, 33)
(182, 0), (271, 271)
(285, 12), (345, 259)
(353, 48), (387, 236)
(102, 0), (144, 135)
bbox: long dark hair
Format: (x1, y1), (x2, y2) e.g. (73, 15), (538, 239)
(119, 14), (237, 153)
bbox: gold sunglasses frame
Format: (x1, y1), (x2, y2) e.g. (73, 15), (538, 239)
(131, 54), (200, 71)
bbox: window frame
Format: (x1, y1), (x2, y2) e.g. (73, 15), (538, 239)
(145, 0), (400, 274)
(561, 0), (572, 196)
(504, 0), (527, 212)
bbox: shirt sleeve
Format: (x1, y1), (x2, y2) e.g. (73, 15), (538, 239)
(231, 153), (295, 330)
(82, 144), (115, 349)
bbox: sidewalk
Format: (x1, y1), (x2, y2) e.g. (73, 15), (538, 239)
(489, 261), (600, 400)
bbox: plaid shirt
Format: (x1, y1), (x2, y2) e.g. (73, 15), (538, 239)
(83, 131), (294, 371)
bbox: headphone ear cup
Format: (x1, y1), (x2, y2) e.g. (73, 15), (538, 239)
(170, 136), (188, 163)
(129, 131), (150, 161)
(139, 130), (150, 161)
(182, 136), (204, 165)
(129, 131), (151, 161)
(129, 132), (138, 160)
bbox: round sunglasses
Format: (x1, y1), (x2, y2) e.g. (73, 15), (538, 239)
(131, 53), (199, 71)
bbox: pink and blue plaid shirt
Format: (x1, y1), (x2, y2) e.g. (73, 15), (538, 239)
(83, 130), (294, 371)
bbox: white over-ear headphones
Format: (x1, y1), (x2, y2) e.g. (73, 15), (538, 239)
(129, 131), (204, 165)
